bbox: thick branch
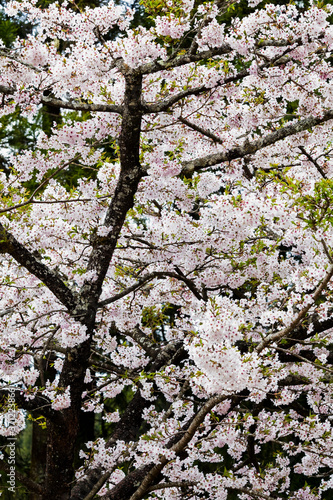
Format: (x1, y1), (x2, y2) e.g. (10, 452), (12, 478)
(142, 44), (302, 116)
(128, 395), (226, 500)
(142, 66), (254, 114)
(0, 49), (43, 72)
(0, 223), (76, 311)
(138, 45), (232, 75)
(0, 84), (15, 95)
(138, 33), (306, 76)
(83, 472), (111, 500)
(41, 96), (123, 114)
(142, 84), (209, 113)
(78, 73), (144, 310)
(0, 84), (122, 114)
(182, 111), (333, 175)
(124, 326), (159, 359)
(179, 116), (223, 144)
(0, 389), (57, 420)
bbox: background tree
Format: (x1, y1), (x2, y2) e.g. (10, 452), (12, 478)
(1, 0), (333, 499)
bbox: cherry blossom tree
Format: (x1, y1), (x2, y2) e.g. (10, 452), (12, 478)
(1, 0), (333, 498)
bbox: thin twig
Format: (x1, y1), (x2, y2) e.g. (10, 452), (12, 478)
(299, 146), (327, 178)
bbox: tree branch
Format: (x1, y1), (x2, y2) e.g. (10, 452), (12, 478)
(124, 326), (160, 359)
(41, 96), (123, 115)
(228, 487), (277, 500)
(83, 472), (111, 500)
(138, 45), (232, 75)
(128, 395), (227, 500)
(0, 84), (13, 95)
(182, 111), (333, 175)
(98, 275), (156, 307)
(0, 223), (76, 311)
(142, 84), (210, 113)
(138, 32), (307, 76)
(298, 145), (327, 178)
(179, 116), (223, 144)
(256, 263), (333, 353)
(142, 43), (302, 116)
(0, 83), (123, 114)
(77, 73), (144, 311)
(273, 346), (333, 375)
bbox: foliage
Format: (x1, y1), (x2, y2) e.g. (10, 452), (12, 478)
(1, 0), (333, 499)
